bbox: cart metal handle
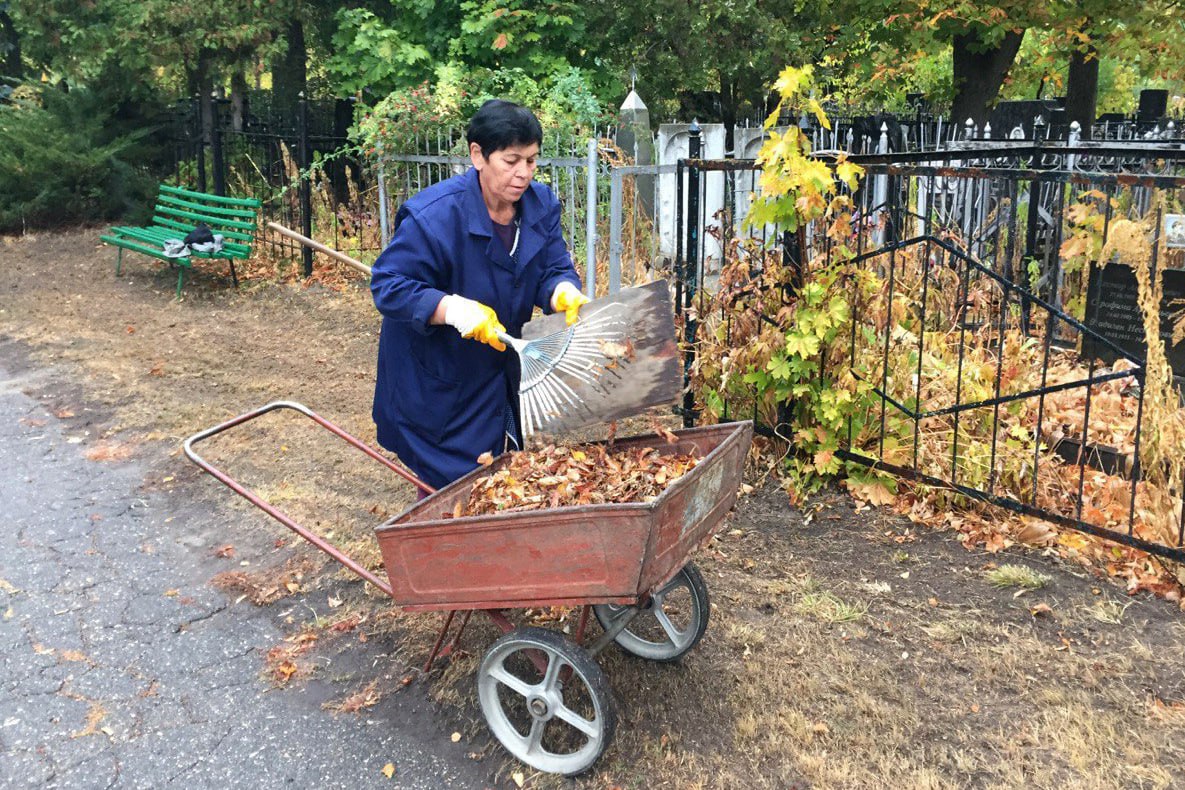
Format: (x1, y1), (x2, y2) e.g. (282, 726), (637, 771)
(183, 400), (435, 597)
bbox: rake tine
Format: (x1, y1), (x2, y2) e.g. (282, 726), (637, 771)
(520, 391), (536, 438)
(533, 377), (568, 426)
(501, 301), (637, 437)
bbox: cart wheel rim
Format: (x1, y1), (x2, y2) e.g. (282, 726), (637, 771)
(478, 627), (616, 776)
(593, 563), (710, 662)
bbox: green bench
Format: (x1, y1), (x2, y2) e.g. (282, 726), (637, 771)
(102, 185), (262, 298)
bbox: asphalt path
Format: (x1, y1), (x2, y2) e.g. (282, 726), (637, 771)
(0, 352), (491, 789)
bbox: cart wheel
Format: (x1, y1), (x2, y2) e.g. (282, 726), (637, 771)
(593, 562), (710, 662)
(477, 626), (616, 776)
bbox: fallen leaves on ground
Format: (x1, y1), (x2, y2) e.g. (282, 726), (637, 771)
(264, 630), (319, 686)
(454, 442), (701, 517)
(211, 556), (318, 606)
(84, 442), (134, 462)
(323, 680), (382, 714)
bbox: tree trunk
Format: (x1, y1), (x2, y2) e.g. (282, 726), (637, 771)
(719, 75), (736, 153)
(329, 97), (355, 206)
(197, 48), (215, 146)
(230, 69), (249, 132)
(1064, 46), (1099, 141)
(270, 19), (307, 131)
(0, 8), (21, 81)
(950, 28), (1026, 127)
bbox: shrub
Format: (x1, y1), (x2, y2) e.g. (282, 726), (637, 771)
(0, 83), (156, 232)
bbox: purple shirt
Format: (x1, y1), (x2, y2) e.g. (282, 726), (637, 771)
(492, 219), (517, 255)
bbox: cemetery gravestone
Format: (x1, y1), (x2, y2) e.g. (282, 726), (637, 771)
(1082, 262), (1185, 378)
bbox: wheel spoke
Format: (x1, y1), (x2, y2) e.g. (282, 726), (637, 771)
(540, 650), (565, 693)
(554, 702), (600, 738)
(652, 606), (686, 647)
(524, 716), (546, 756)
(488, 663), (535, 699)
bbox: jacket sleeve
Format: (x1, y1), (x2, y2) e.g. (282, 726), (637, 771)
(370, 210), (449, 335)
(533, 190), (583, 312)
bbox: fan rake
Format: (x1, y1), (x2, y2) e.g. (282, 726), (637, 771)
(497, 303), (628, 437)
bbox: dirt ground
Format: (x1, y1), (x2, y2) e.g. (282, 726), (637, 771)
(2, 228), (1185, 789)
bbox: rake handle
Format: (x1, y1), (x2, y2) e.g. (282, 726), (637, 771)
(266, 221), (373, 277)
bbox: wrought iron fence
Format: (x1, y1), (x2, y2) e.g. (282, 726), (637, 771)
(674, 138), (1185, 563)
(167, 93), (362, 270)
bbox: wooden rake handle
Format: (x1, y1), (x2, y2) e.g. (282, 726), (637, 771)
(266, 221), (373, 277)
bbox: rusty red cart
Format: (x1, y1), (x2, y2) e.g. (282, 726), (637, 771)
(184, 401), (752, 775)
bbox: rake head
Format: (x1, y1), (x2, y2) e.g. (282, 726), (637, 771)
(499, 304), (629, 437)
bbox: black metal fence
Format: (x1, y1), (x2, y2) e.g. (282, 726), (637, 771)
(675, 135), (1185, 563)
(167, 92), (366, 273)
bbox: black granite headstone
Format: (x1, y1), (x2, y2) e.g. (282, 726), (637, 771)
(1082, 263), (1185, 377)
(987, 100), (1060, 139)
(1138, 90), (1169, 122)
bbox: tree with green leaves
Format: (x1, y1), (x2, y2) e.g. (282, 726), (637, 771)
(325, 0), (596, 100)
(585, 0), (817, 138)
(840, 0), (1184, 126)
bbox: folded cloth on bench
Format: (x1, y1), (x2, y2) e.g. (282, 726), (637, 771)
(190, 235), (224, 254)
(162, 239), (190, 258)
(161, 235), (224, 258)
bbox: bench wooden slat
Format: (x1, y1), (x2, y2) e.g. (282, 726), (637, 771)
(157, 193), (258, 220)
(149, 216), (251, 242)
(110, 225), (252, 258)
(160, 183), (262, 208)
(100, 234), (192, 266)
(151, 213), (255, 241)
(155, 205), (257, 233)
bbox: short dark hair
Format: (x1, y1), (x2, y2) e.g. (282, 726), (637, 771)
(466, 100), (543, 157)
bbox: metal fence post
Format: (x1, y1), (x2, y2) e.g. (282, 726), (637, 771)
(377, 153), (391, 249)
(298, 92), (313, 277)
(682, 121), (702, 427)
(210, 91), (226, 197)
(608, 167), (623, 293)
(585, 138), (598, 297)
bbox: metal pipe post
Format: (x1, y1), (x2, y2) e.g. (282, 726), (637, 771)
(585, 138), (598, 297)
(682, 121), (702, 427)
(298, 93), (313, 277)
(608, 168), (623, 293)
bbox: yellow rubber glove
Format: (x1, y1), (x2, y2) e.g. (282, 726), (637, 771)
(551, 281), (590, 326)
(442, 295), (507, 352)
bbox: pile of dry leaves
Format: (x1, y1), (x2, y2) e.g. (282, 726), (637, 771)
(454, 442), (701, 516)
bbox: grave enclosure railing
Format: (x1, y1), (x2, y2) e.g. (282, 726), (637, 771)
(675, 140), (1185, 564)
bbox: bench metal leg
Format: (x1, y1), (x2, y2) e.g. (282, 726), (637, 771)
(115, 249), (123, 276)
(228, 259), (239, 288)
(175, 267), (185, 299)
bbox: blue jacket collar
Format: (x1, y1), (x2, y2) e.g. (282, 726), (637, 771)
(463, 167), (546, 277)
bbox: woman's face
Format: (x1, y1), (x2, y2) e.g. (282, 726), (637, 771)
(470, 141), (539, 209)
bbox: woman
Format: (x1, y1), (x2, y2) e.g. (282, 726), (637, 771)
(370, 100), (589, 491)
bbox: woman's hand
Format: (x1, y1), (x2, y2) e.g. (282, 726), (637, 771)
(551, 281), (590, 326)
(441, 295), (507, 351)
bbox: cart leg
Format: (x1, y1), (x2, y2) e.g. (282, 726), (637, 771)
(437, 610), (473, 663)
(573, 606), (592, 644)
(423, 609), (482, 673)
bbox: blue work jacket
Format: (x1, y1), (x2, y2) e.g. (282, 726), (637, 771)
(370, 167), (582, 490)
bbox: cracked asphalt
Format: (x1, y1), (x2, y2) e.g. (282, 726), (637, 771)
(0, 357), (491, 789)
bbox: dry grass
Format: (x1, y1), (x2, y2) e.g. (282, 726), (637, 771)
(985, 564), (1053, 590)
(3, 230), (1185, 789)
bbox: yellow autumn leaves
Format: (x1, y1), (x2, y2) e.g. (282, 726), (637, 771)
(750, 65), (863, 234)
